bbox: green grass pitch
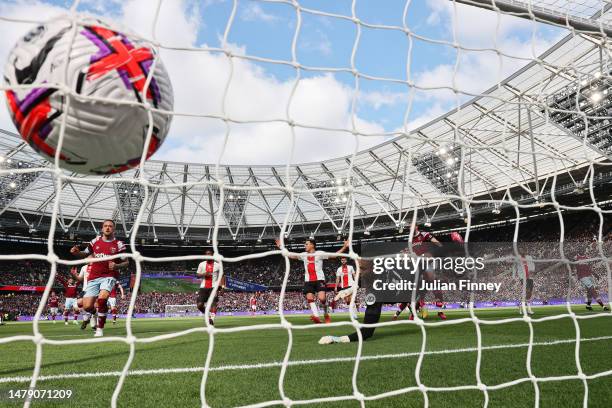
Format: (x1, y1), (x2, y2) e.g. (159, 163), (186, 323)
(139, 277), (200, 293)
(0, 306), (611, 407)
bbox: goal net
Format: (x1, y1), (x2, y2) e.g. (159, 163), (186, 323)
(0, 0), (611, 407)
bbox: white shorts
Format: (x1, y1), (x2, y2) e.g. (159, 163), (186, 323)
(108, 297), (117, 308)
(84, 277), (117, 298)
(580, 276), (595, 289)
(65, 298), (77, 311)
(251, 305), (256, 311)
(49, 307), (58, 315)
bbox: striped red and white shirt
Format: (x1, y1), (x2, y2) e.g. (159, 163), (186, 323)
(299, 251), (331, 282)
(197, 261), (220, 289)
(336, 264), (355, 288)
(515, 255), (535, 280)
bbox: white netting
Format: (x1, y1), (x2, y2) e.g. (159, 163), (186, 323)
(0, 0), (612, 407)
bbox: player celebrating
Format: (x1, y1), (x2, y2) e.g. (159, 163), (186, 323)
(47, 291), (59, 323)
(196, 249), (225, 326)
(574, 250), (609, 311)
(108, 281), (125, 324)
(58, 272), (80, 325)
(514, 253), (535, 315)
(276, 238), (349, 324)
(249, 293), (257, 316)
(70, 219), (128, 337)
(393, 225), (445, 321)
(335, 257), (359, 320)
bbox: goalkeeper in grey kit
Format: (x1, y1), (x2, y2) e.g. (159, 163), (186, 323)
(319, 257), (391, 345)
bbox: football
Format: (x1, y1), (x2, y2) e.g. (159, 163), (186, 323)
(3, 15), (173, 174)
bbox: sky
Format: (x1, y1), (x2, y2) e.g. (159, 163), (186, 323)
(0, 0), (567, 166)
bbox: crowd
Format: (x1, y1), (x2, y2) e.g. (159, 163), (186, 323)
(0, 212), (610, 319)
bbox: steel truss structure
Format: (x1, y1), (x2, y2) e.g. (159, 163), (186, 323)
(1, 1), (612, 243)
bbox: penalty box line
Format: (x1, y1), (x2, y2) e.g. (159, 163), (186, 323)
(1, 335), (611, 384)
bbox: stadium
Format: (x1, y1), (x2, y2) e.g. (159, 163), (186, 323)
(0, 0), (611, 407)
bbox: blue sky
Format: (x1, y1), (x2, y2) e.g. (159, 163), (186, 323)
(0, 0), (565, 165)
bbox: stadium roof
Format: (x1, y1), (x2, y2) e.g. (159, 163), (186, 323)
(1, 7), (612, 241)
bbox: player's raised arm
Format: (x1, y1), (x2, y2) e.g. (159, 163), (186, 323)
(325, 240), (350, 260)
(430, 236), (443, 247)
(70, 244), (89, 258)
(275, 239), (300, 260)
(118, 282), (125, 299)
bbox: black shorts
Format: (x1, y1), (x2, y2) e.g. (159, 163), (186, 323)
(303, 280), (326, 295)
(198, 288), (219, 304)
(519, 278), (534, 291)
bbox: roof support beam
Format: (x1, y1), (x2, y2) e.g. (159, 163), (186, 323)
(271, 167), (307, 222)
(472, 102), (577, 166)
(319, 162), (367, 216)
(346, 157), (399, 214)
(504, 83), (612, 160)
(249, 167), (282, 228)
(179, 164), (188, 233)
(453, 0), (612, 37)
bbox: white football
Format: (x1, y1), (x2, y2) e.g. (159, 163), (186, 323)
(3, 15), (173, 174)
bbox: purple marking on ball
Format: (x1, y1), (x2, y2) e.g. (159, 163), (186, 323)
(140, 59), (161, 106)
(118, 69), (132, 90)
(82, 27), (113, 64)
(39, 122), (53, 140)
(18, 87), (50, 113)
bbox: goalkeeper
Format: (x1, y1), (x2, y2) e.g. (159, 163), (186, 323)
(319, 231), (465, 345)
(319, 258), (419, 345)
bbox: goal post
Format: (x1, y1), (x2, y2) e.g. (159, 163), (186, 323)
(453, 0), (612, 37)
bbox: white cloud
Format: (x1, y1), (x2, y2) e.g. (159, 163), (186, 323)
(240, 3), (279, 24)
(415, 0), (565, 104)
(426, 0), (536, 47)
(406, 103), (448, 131)
(0, 0), (389, 166)
(359, 90), (407, 111)
(300, 30), (333, 56)
(120, 0), (200, 46)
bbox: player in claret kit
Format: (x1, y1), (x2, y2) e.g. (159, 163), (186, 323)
(335, 257), (359, 320)
(277, 238), (349, 324)
(47, 291), (59, 323)
(514, 253), (536, 315)
(108, 281), (125, 324)
(393, 225), (453, 321)
(70, 219), (128, 337)
(574, 249), (609, 311)
(196, 249), (225, 326)
(58, 273), (80, 325)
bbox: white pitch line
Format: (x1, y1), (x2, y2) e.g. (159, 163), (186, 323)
(1, 335), (611, 384)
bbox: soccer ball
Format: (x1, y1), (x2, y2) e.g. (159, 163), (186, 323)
(3, 15), (174, 174)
